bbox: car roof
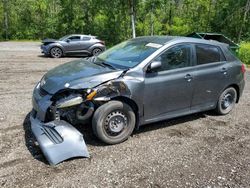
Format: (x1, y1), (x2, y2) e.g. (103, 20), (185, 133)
(130, 36), (177, 45)
(172, 36), (229, 47)
(131, 36), (228, 47)
(68, 34), (95, 38)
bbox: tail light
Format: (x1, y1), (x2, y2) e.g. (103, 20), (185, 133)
(241, 64), (246, 80)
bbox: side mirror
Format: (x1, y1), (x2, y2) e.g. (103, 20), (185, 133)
(147, 61), (161, 72)
(66, 39), (71, 43)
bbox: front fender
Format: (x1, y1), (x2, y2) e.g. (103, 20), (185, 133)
(93, 80), (132, 101)
(47, 43), (65, 55)
(88, 43), (106, 52)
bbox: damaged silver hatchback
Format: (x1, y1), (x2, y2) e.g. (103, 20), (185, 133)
(31, 36), (245, 165)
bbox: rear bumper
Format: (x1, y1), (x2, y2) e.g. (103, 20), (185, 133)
(30, 113), (89, 165)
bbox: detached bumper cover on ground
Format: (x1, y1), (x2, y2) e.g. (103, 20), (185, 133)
(30, 114), (89, 165)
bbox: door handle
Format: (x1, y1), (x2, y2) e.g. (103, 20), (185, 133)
(221, 67), (227, 75)
(184, 74), (192, 82)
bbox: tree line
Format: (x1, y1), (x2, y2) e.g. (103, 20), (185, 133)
(0, 0), (250, 46)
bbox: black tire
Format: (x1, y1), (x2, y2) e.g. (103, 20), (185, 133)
(216, 87), (237, 115)
(50, 47), (63, 58)
(92, 48), (102, 56)
(92, 100), (136, 144)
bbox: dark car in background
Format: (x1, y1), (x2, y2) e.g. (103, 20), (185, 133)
(31, 36), (245, 165)
(41, 34), (105, 58)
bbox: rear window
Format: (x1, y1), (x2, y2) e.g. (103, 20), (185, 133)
(82, 37), (91, 41)
(226, 46), (239, 61)
(196, 44), (224, 65)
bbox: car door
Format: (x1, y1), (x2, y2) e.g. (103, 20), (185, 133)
(78, 36), (92, 51)
(63, 35), (81, 52)
(191, 44), (228, 110)
(143, 43), (196, 122)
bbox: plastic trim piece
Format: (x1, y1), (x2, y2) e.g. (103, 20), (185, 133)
(30, 115), (89, 165)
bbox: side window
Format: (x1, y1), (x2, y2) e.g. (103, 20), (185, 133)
(68, 36), (81, 41)
(196, 44), (222, 65)
(155, 44), (192, 71)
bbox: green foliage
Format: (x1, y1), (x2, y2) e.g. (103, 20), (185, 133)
(239, 42), (250, 65)
(0, 0), (250, 45)
(167, 17), (191, 35)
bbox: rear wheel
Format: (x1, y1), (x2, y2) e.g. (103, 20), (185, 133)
(92, 48), (102, 56)
(216, 87), (237, 115)
(92, 100), (135, 144)
(50, 47), (63, 58)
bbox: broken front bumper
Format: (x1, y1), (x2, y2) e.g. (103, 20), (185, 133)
(40, 45), (49, 55)
(30, 114), (89, 165)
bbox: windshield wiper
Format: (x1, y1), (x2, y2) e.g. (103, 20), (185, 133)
(100, 62), (117, 70)
(93, 61), (116, 70)
(92, 56), (117, 70)
(93, 61), (105, 67)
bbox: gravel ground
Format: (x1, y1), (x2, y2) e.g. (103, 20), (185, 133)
(0, 42), (249, 188)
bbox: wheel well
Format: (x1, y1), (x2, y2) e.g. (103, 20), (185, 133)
(112, 96), (140, 130)
(49, 46), (64, 55)
(227, 84), (240, 103)
(92, 47), (102, 52)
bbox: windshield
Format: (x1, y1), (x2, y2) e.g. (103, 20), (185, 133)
(96, 39), (161, 69)
(59, 35), (70, 41)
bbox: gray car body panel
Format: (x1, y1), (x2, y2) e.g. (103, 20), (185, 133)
(41, 59), (123, 94)
(122, 37), (245, 124)
(41, 34), (105, 56)
(32, 36), (245, 165)
(30, 115), (89, 165)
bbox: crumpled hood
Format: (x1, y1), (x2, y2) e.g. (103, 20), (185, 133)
(41, 59), (123, 94)
(42, 38), (58, 45)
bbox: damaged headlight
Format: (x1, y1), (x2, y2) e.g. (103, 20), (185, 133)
(56, 94), (83, 108)
(83, 82), (115, 102)
(50, 91), (95, 123)
(55, 89), (99, 109)
(86, 89), (97, 101)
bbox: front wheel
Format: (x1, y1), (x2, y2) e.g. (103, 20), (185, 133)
(216, 87), (237, 115)
(92, 101), (136, 144)
(50, 47), (63, 58)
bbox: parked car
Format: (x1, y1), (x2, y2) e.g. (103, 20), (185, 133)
(31, 36), (245, 165)
(41, 34), (105, 58)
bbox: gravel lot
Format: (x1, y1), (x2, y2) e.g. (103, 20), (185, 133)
(0, 42), (249, 188)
